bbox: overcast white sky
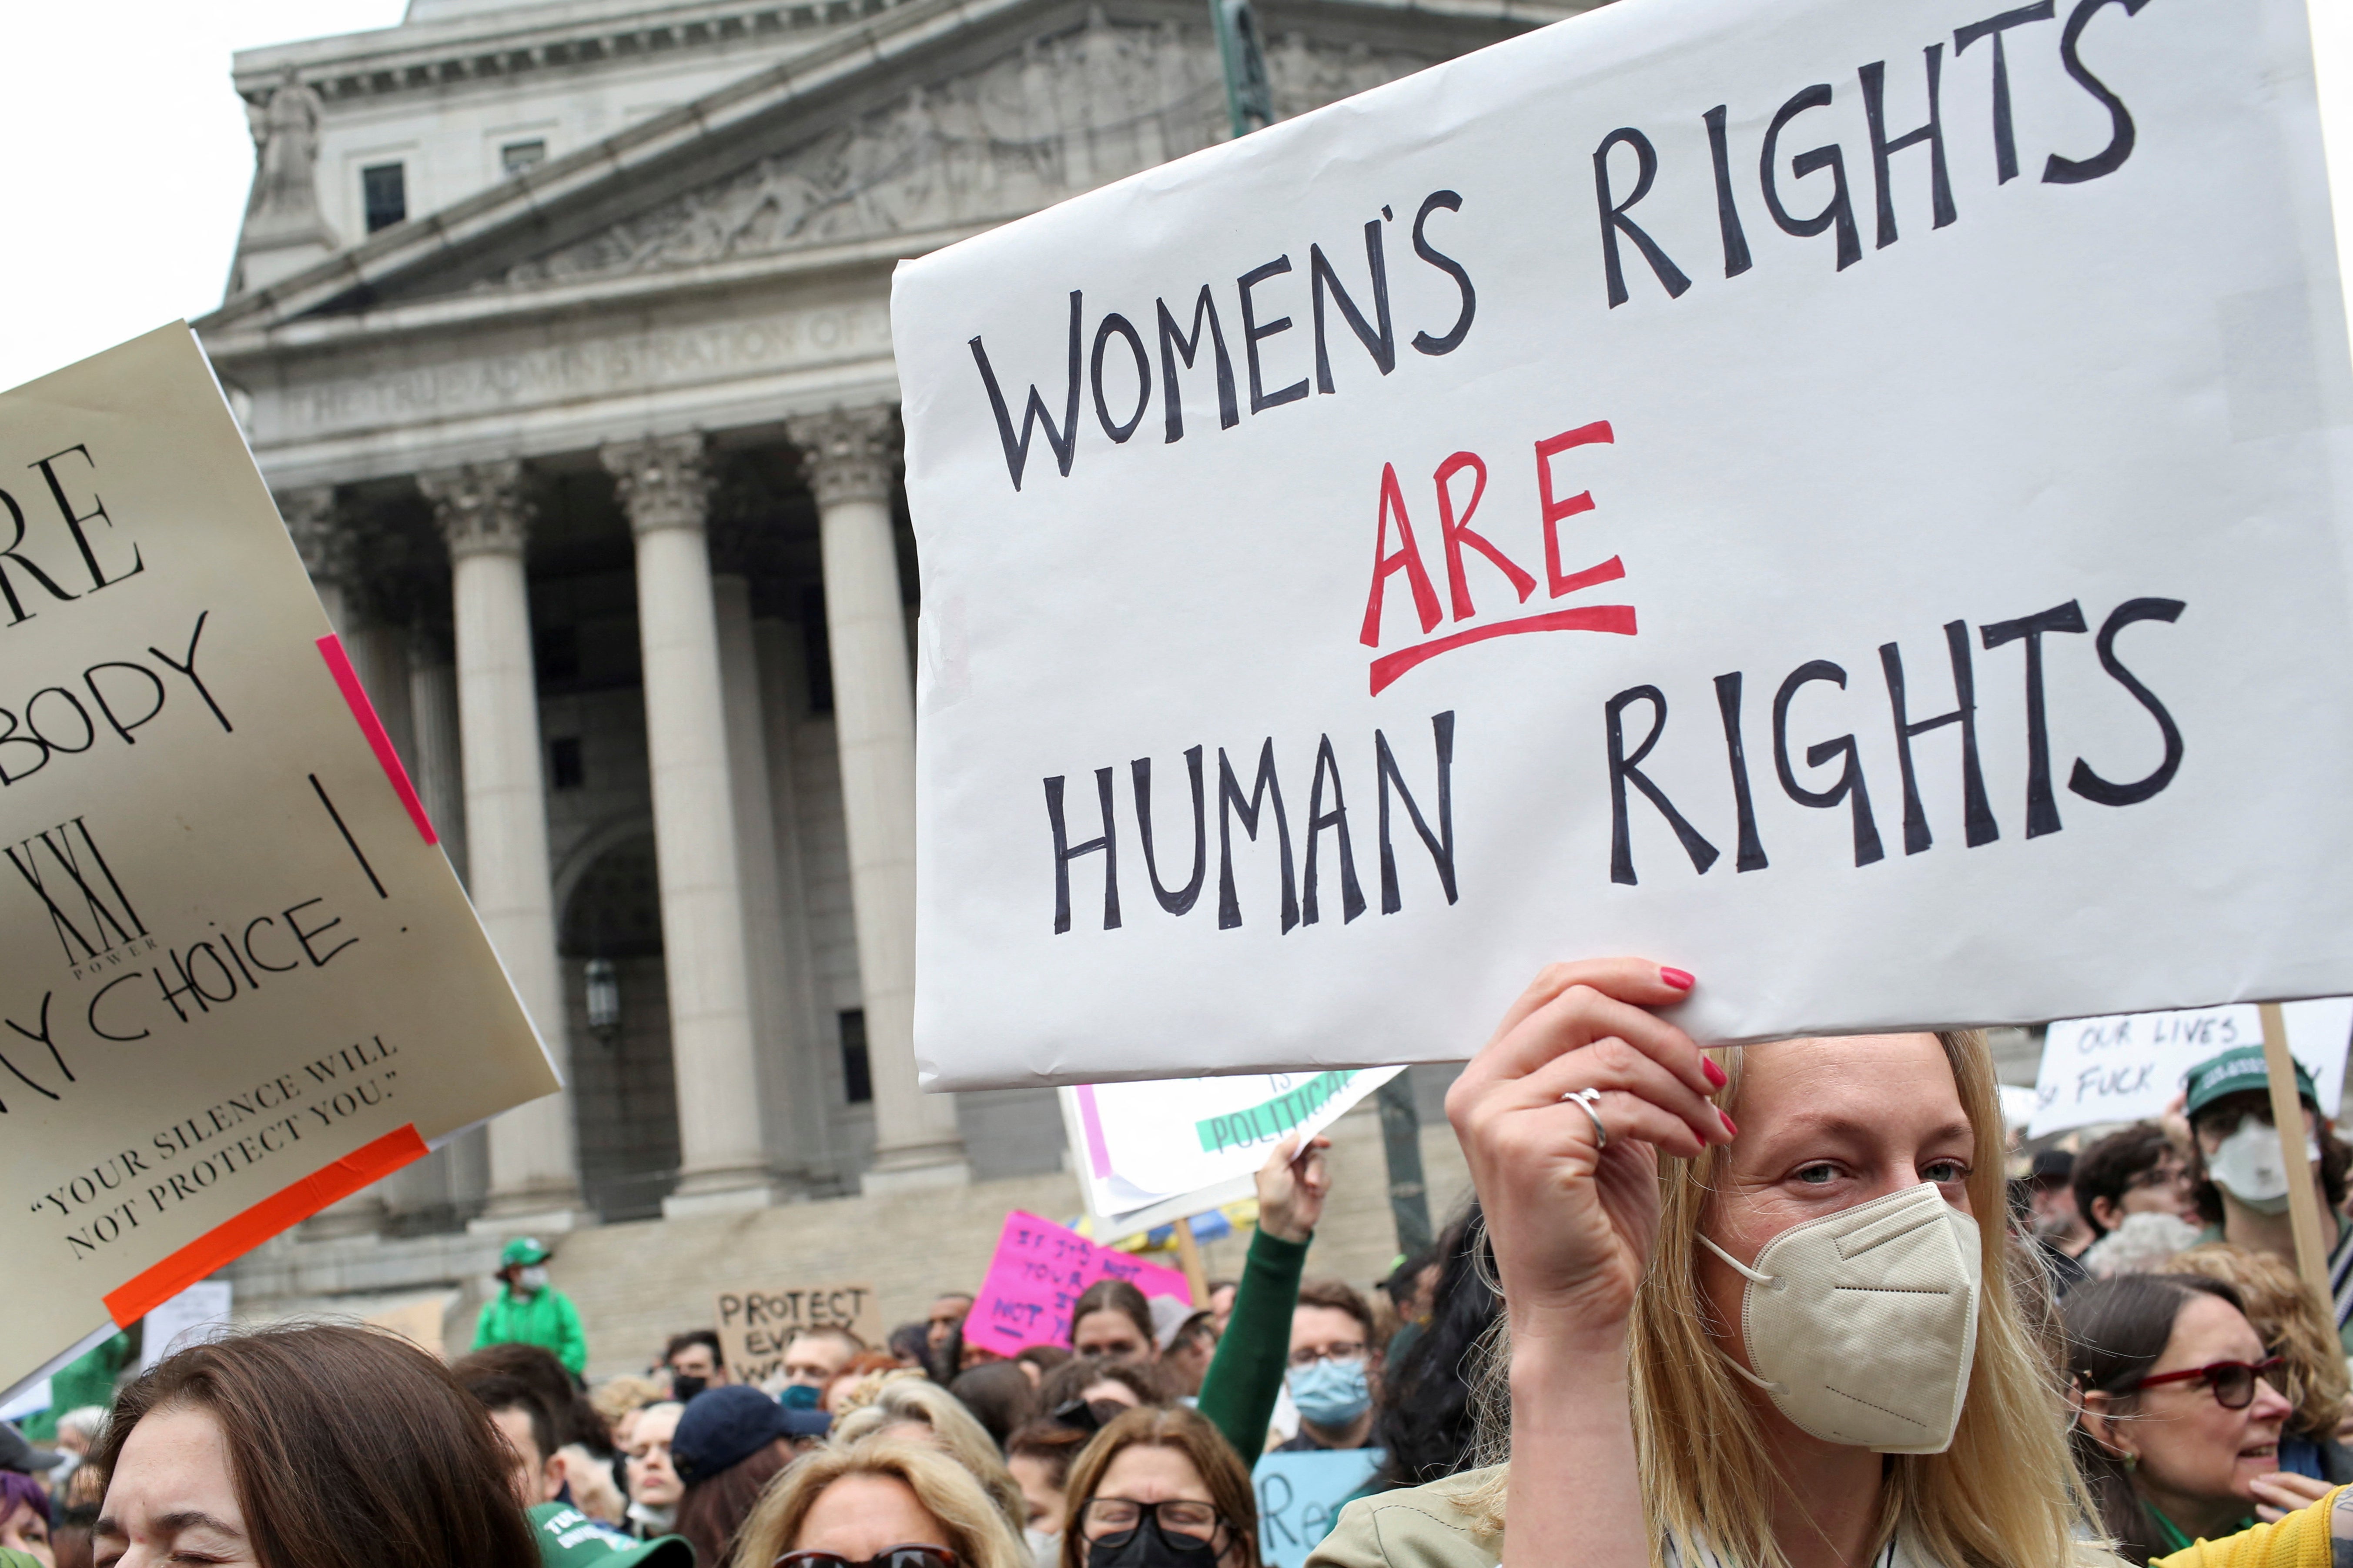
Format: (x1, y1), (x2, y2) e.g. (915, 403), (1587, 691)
(0, 1), (407, 392)
(0, 1), (2349, 395)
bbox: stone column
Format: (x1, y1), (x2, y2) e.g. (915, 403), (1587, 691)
(416, 461), (584, 1227)
(408, 631), (469, 886)
(601, 436), (777, 1215)
(713, 573), (801, 1188)
(786, 409), (967, 1190)
(278, 486), (350, 634)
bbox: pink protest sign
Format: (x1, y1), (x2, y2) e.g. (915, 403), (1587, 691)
(966, 1210), (1193, 1355)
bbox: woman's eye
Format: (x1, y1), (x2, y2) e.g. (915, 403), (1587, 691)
(1794, 1163), (1838, 1185)
(1924, 1160), (1966, 1184)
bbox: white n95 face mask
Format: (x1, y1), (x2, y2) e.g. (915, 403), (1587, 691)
(1698, 1181), (1982, 1454)
(2208, 1116), (2320, 1216)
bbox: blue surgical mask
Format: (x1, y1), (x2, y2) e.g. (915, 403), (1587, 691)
(1286, 1357), (1370, 1427)
(780, 1382), (822, 1410)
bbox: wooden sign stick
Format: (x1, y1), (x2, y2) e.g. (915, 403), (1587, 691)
(1172, 1217), (1212, 1309)
(2259, 1001), (2333, 1312)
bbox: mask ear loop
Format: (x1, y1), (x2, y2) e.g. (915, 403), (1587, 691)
(1694, 1233), (1790, 1396)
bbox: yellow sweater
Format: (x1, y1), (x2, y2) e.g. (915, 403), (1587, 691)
(2152, 1490), (2344, 1568)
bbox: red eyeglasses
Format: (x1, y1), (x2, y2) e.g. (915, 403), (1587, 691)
(2132, 1357), (2285, 1410)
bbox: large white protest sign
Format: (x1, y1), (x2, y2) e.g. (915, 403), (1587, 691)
(2029, 1000), (2353, 1138)
(1060, 1067), (1402, 1237)
(0, 326), (559, 1397)
(894, 0), (2353, 1087)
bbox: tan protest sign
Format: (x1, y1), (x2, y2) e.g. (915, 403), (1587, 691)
(0, 325), (558, 1392)
(714, 1281), (878, 1384)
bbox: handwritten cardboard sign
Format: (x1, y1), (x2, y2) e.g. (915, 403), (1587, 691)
(1061, 1067), (1402, 1238)
(964, 1210), (1193, 1356)
(0, 326), (557, 1398)
(894, 0), (2353, 1087)
(714, 1280), (879, 1384)
(2028, 1000), (2353, 1138)
(1255, 1449), (1385, 1568)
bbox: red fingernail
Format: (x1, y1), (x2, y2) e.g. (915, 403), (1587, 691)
(1703, 1058), (1727, 1088)
(1660, 966), (1694, 991)
(1720, 1110), (1738, 1138)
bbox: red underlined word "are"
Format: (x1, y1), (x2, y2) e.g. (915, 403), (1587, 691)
(1358, 418), (1637, 695)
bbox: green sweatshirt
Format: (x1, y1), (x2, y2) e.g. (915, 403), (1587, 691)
(1196, 1227), (1310, 1462)
(473, 1285), (588, 1376)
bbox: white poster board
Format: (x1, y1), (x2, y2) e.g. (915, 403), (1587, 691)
(894, 0), (2353, 1088)
(140, 1281), (234, 1373)
(2029, 1000), (2353, 1137)
(0, 326), (559, 1399)
(1060, 1067), (1403, 1238)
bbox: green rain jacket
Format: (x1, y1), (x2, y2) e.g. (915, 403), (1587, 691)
(473, 1285), (588, 1376)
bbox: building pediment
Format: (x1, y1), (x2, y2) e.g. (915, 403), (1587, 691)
(200, 0), (1571, 334)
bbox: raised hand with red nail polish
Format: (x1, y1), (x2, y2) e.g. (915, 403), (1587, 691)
(1417, 969), (2072, 1568)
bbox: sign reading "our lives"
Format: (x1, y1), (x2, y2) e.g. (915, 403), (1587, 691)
(893, 0), (2353, 1086)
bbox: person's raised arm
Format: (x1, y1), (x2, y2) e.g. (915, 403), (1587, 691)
(1197, 1132), (1330, 1459)
(1444, 959), (1730, 1568)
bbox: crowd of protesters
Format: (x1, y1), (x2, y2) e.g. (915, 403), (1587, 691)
(18, 988), (2353, 1568)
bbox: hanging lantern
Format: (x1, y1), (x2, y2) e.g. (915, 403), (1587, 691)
(585, 957), (621, 1041)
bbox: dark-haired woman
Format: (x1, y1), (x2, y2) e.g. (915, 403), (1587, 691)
(672, 1385), (799, 1568)
(2066, 1273), (2300, 1559)
(1368, 1198), (1498, 1491)
(1071, 1279), (1161, 1366)
(90, 1322), (535, 1568)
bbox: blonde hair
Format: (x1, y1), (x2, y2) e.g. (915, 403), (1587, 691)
(1469, 1030), (2091, 1568)
(735, 1437), (1030, 1568)
(2168, 1241), (2351, 1438)
(827, 1374), (1029, 1538)
(589, 1375), (667, 1428)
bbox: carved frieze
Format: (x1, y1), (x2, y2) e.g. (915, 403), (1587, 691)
(504, 11), (1431, 286)
(272, 302), (892, 439)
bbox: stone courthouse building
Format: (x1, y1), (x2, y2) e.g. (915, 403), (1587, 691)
(195, 0), (1567, 1288)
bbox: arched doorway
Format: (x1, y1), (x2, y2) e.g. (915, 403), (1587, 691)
(559, 832), (680, 1220)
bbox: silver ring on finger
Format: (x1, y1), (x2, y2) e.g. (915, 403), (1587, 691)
(1562, 1086), (1607, 1150)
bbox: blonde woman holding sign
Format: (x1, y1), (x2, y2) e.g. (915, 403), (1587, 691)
(1311, 959), (2110, 1568)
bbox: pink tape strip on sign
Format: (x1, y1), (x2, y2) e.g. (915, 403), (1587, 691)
(1076, 1085), (1113, 1179)
(317, 635), (437, 844)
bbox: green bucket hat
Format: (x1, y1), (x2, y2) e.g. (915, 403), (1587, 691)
(525, 1504), (693, 1568)
(501, 1236), (552, 1268)
(2182, 1045), (2317, 1120)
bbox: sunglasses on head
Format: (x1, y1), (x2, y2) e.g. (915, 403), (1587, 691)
(2132, 1356), (2285, 1410)
(773, 1549), (959, 1568)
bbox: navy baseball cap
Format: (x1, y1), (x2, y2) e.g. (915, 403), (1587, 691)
(670, 1385), (794, 1482)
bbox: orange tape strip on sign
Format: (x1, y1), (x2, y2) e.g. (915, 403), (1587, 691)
(102, 1123), (431, 1326)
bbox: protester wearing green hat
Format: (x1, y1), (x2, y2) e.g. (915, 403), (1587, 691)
(475, 1237), (590, 1377)
(2180, 1045), (2353, 1351)
(526, 1502), (693, 1568)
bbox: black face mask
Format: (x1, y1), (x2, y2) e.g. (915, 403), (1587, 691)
(671, 1375), (708, 1403)
(1085, 1514), (1222, 1568)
